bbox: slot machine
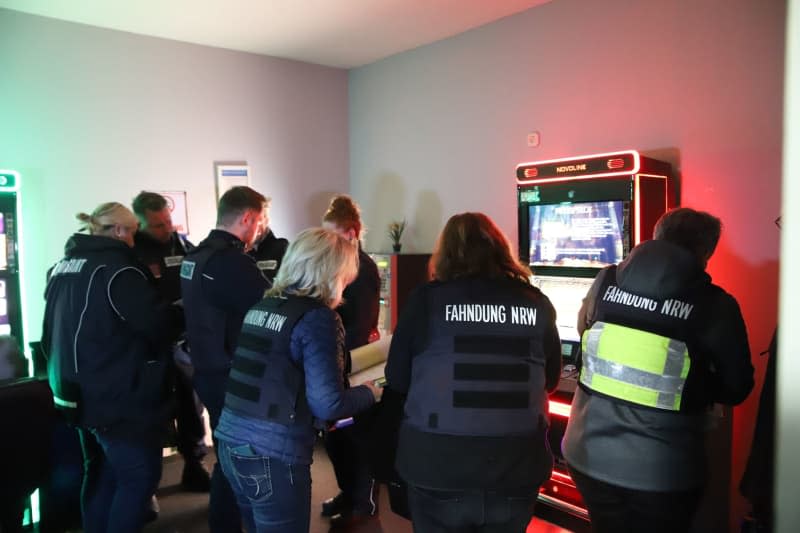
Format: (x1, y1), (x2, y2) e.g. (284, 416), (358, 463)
(0, 170), (27, 350)
(0, 169), (39, 528)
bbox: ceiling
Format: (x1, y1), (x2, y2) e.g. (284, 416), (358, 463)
(0, 0), (552, 69)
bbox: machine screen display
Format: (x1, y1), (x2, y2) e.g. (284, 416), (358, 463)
(531, 275), (596, 344)
(528, 201), (627, 268)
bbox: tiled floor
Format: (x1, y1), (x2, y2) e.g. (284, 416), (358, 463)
(143, 444), (586, 533)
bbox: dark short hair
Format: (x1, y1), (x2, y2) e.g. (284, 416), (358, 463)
(132, 191), (168, 219)
(431, 212), (530, 283)
(654, 208), (722, 262)
(217, 186), (266, 226)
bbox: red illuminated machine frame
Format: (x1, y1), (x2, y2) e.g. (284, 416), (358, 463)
(517, 150), (675, 522)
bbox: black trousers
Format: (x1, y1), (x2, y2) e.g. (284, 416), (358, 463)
(171, 359), (207, 461)
(323, 423), (379, 515)
(193, 373), (242, 533)
(406, 485), (537, 533)
(569, 467), (703, 533)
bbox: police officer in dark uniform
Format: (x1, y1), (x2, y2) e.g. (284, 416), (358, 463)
(562, 208), (754, 533)
(248, 199), (289, 284)
(180, 186), (270, 533)
(43, 202), (183, 533)
(383, 212), (562, 533)
(320, 195), (382, 526)
(132, 191), (210, 493)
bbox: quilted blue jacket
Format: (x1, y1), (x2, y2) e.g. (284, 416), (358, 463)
(215, 305), (375, 464)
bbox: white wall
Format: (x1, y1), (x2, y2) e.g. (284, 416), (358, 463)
(777, 0), (799, 530)
(349, 0), (785, 528)
(0, 9), (350, 344)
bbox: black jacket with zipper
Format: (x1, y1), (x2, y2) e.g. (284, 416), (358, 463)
(43, 233), (183, 434)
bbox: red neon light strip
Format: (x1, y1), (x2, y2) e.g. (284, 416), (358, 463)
(551, 470), (573, 483)
(634, 176), (642, 244)
(517, 172), (632, 185)
(517, 149), (640, 169)
(549, 399), (572, 418)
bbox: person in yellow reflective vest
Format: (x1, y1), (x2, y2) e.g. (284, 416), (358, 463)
(562, 208), (754, 533)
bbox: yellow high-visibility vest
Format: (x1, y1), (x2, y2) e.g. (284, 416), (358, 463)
(580, 321), (690, 411)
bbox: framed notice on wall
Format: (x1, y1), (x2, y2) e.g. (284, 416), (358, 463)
(157, 191), (189, 234)
(215, 163), (250, 200)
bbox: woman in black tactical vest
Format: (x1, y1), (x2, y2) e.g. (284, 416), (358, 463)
(42, 202), (183, 533)
(214, 227), (382, 533)
(383, 212), (562, 533)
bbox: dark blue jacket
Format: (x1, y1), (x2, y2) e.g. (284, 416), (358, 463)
(248, 230), (289, 284)
(215, 302), (375, 465)
(563, 239), (754, 492)
(42, 234), (183, 433)
(133, 230), (193, 303)
(338, 248), (380, 352)
(180, 230), (268, 375)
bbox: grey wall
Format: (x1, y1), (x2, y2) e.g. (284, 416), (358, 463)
(349, 0), (785, 529)
(0, 9), (349, 344)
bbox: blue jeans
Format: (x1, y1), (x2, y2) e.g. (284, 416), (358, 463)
(78, 428), (162, 533)
(217, 439), (311, 533)
(407, 484), (537, 533)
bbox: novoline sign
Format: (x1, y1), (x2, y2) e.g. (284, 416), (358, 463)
(516, 151), (639, 183)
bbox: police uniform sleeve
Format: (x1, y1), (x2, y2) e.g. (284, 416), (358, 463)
(203, 249), (269, 314)
(698, 288), (754, 405)
(338, 256), (381, 350)
(385, 284), (430, 394)
(373, 285), (429, 484)
(107, 266), (184, 346)
(541, 296), (562, 392)
(294, 308), (375, 421)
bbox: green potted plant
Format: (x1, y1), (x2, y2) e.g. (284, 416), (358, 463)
(388, 219), (406, 253)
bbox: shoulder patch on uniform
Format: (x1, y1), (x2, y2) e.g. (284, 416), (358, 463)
(257, 259), (278, 271)
(164, 255), (184, 268)
(180, 260), (196, 280)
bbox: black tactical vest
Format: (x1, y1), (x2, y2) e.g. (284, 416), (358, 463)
(180, 233), (238, 374)
(404, 279), (552, 437)
(224, 296), (325, 425)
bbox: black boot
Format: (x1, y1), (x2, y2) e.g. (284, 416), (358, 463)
(321, 492), (351, 517)
(181, 458), (211, 492)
